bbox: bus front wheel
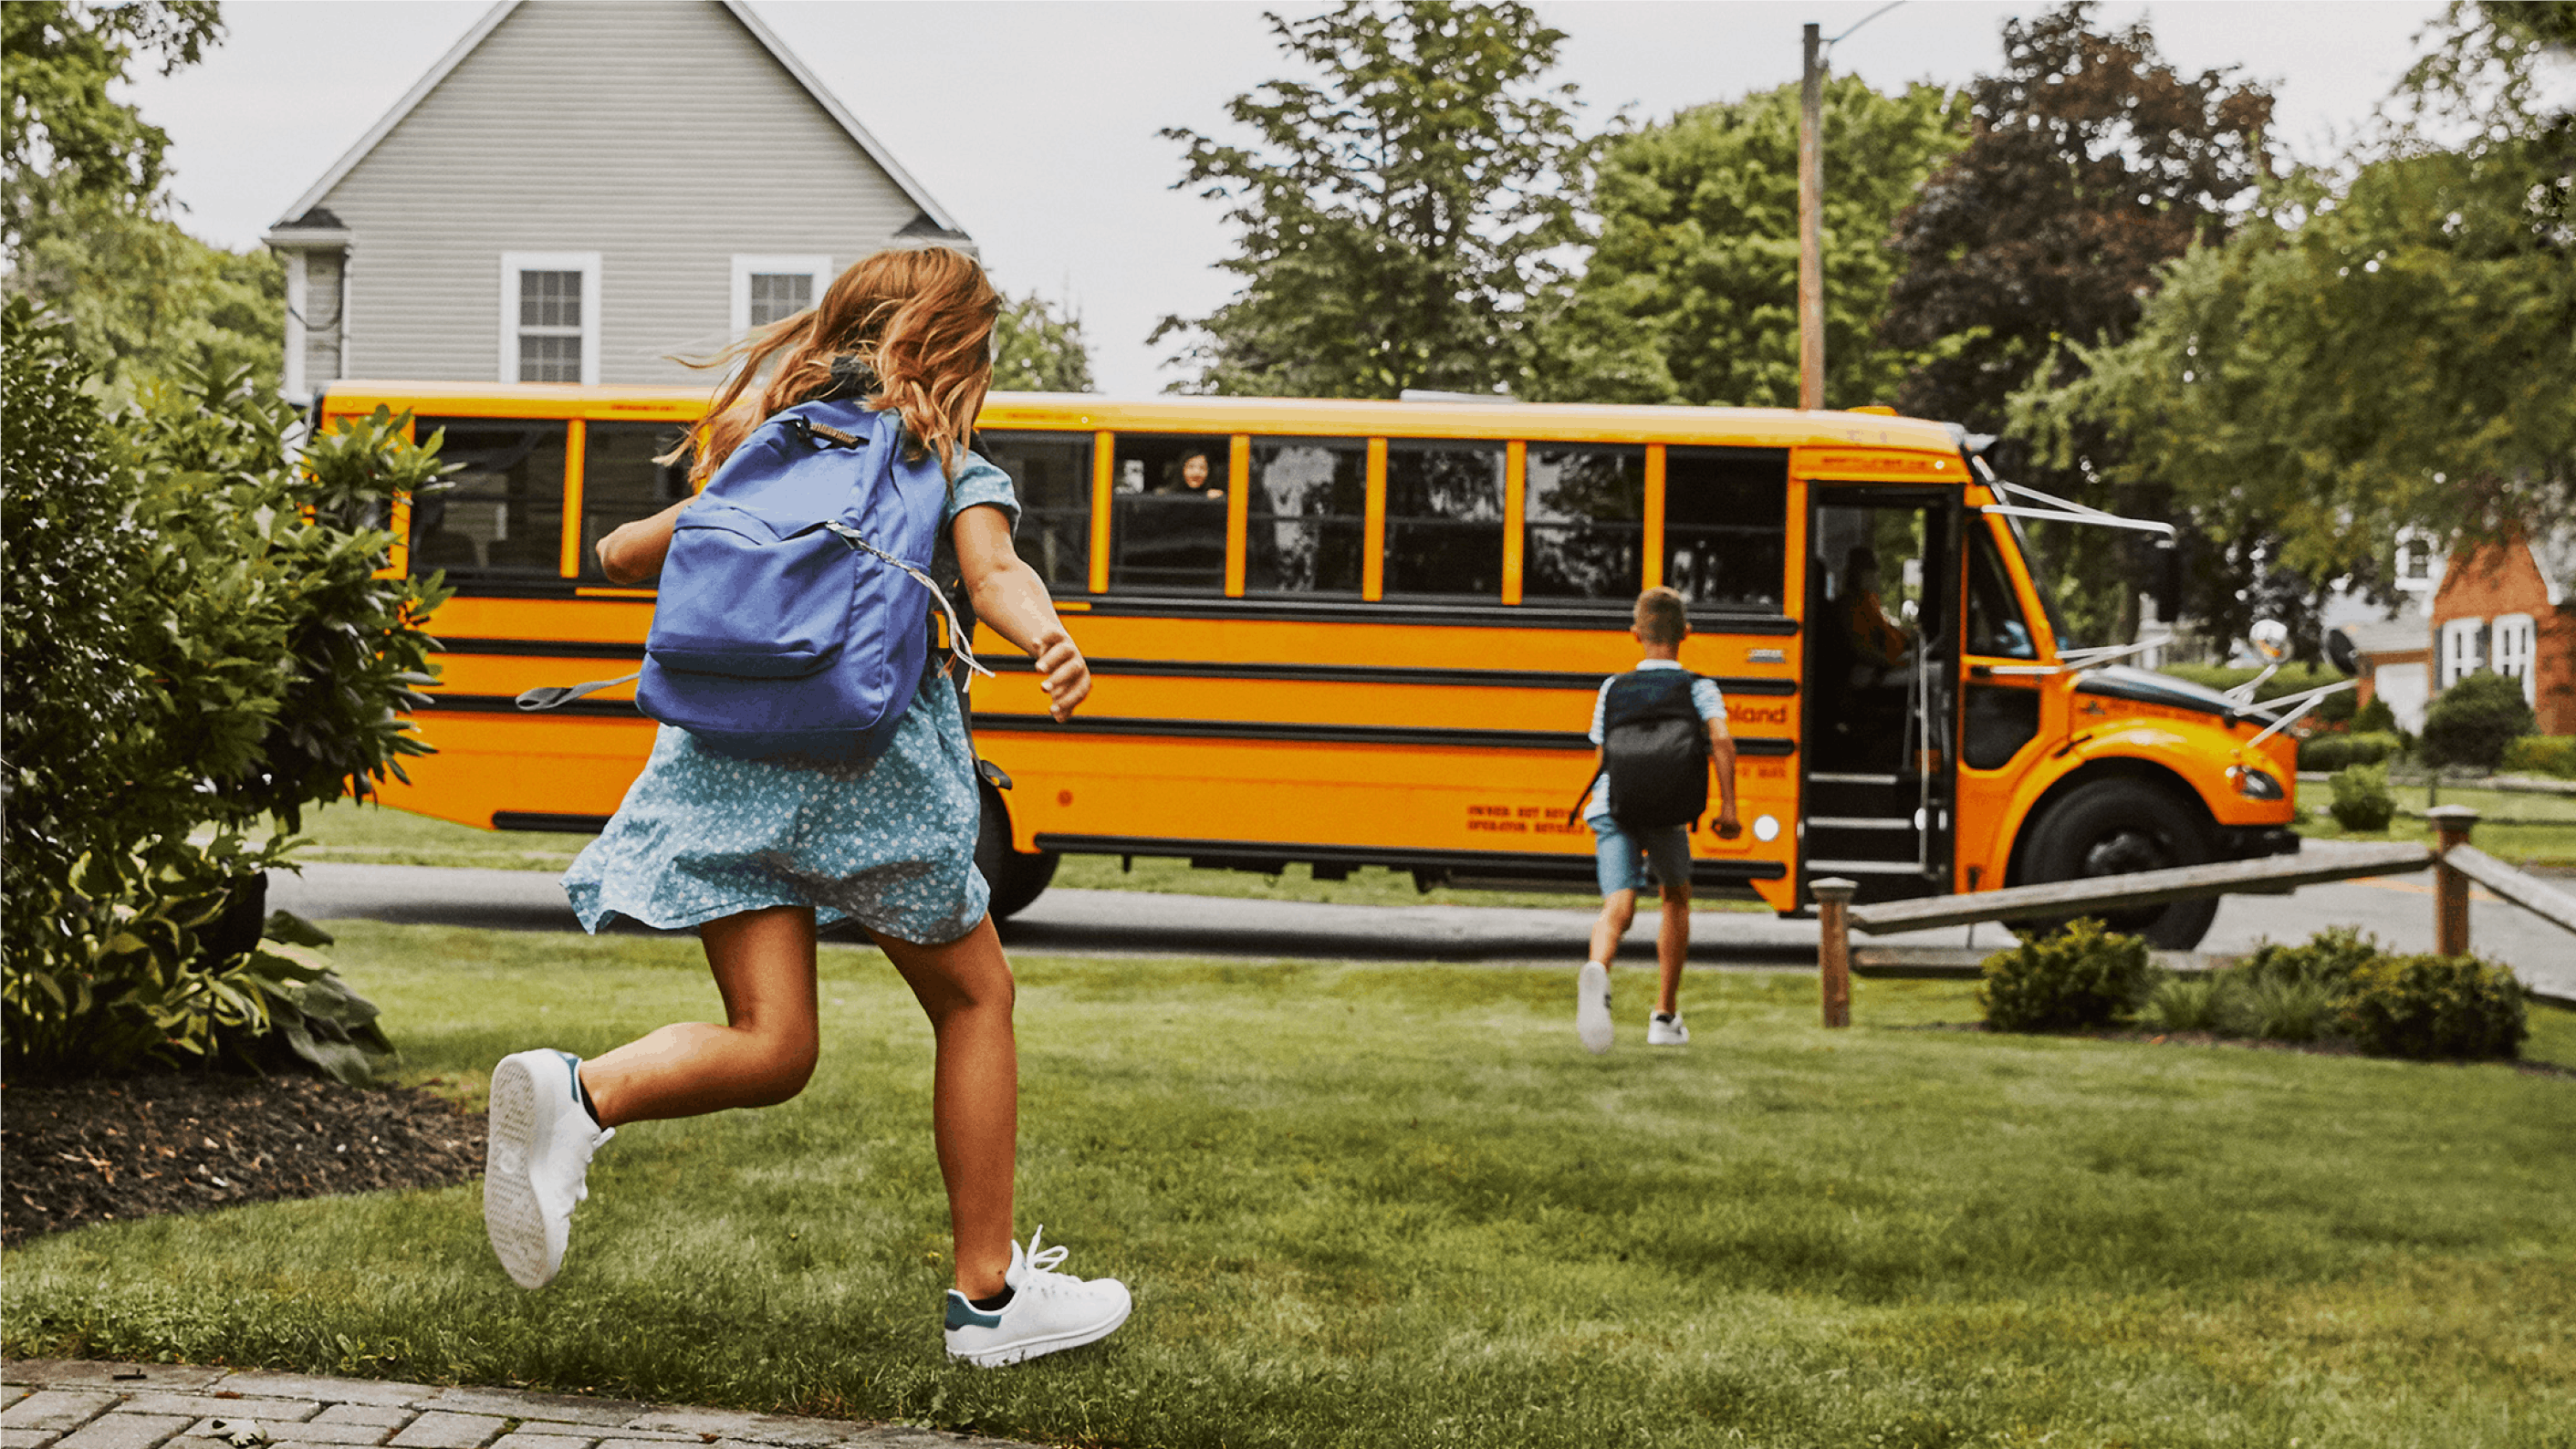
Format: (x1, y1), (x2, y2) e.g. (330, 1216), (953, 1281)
(975, 783), (1060, 922)
(2016, 778), (2218, 951)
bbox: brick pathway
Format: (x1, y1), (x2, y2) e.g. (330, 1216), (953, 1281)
(1, 1362), (1037, 1449)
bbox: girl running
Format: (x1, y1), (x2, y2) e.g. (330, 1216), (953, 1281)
(481, 246), (1130, 1369)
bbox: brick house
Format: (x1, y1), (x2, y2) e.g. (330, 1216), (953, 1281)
(2344, 608), (2433, 733)
(2426, 526), (2576, 734)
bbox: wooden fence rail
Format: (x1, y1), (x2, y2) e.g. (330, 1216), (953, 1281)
(1810, 807), (2571, 1028)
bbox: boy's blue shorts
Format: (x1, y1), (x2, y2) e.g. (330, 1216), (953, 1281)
(1590, 816), (1692, 896)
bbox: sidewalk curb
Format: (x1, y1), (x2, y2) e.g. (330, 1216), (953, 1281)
(1, 1362), (1038, 1449)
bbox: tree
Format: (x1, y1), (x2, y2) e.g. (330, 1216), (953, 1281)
(1881, 2), (2273, 647)
(2008, 2), (2573, 638)
(1155, 1), (1588, 398)
(1530, 77), (1964, 407)
(992, 289), (1094, 392)
(2, 0), (221, 250)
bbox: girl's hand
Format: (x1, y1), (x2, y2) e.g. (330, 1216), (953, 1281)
(1031, 630), (1090, 722)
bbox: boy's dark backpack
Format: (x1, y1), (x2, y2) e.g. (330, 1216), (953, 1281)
(1573, 669), (1710, 832)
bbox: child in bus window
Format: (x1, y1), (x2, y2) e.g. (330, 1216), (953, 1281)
(1575, 587), (1740, 1054)
(479, 246), (1131, 1370)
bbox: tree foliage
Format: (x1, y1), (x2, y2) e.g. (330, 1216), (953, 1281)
(1156, 1), (1588, 397)
(1, 0), (221, 249)
(992, 289), (1095, 393)
(1530, 77), (1964, 407)
(1882, 2), (2273, 648)
(2008, 1), (2573, 628)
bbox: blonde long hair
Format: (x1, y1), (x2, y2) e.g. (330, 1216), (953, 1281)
(679, 246), (999, 484)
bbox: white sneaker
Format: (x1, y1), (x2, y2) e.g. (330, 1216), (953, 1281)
(944, 1227), (1132, 1368)
(1647, 1012), (1690, 1047)
(485, 1048), (613, 1289)
(1576, 961), (1613, 1055)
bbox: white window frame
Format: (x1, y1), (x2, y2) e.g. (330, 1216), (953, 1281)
(499, 252), (602, 385)
(2440, 616), (2487, 687)
(2492, 613), (2539, 703)
(730, 254), (832, 335)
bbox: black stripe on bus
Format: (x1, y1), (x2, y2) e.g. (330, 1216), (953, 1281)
(419, 695), (1798, 756)
(437, 641), (1800, 697)
(491, 811), (611, 834)
(1028, 833), (1788, 883)
(971, 714), (1799, 755)
(422, 583), (1800, 635)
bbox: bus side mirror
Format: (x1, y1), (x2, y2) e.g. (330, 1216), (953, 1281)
(2326, 627), (2359, 677)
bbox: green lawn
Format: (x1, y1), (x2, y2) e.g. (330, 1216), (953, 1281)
(8, 923), (2574, 1447)
(290, 799), (1768, 912)
(2293, 780), (2576, 868)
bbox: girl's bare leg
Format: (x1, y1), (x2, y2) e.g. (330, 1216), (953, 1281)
(871, 914), (1017, 1301)
(579, 905), (822, 1126)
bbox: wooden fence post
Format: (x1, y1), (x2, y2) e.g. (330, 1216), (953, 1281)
(1812, 877), (1856, 1028)
(2427, 805), (2480, 957)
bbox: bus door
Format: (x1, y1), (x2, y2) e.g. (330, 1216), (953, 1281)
(1801, 486), (1961, 903)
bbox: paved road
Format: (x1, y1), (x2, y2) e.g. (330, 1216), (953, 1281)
(270, 860), (2572, 1003)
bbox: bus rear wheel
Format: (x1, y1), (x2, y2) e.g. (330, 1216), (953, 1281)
(975, 783), (1059, 922)
(2016, 778), (2218, 951)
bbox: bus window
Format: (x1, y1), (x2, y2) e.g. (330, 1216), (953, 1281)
(1246, 437), (1366, 594)
(579, 422), (692, 580)
(411, 418), (567, 577)
(1524, 444), (1643, 600)
(1663, 446), (1787, 610)
(978, 431), (1093, 592)
(1385, 440), (1504, 597)
(1966, 524), (2037, 660)
(1109, 433), (1230, 592)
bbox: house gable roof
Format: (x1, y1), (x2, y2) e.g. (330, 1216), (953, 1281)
(267, 0), (965, 237)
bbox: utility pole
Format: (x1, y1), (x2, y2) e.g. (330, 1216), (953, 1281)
(1798, 22), (1825, 412)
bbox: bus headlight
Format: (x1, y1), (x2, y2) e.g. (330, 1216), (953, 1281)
(2230, 766), (2285, 800)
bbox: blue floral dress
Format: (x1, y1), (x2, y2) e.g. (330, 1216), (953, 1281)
(562, 454), (1019, 946)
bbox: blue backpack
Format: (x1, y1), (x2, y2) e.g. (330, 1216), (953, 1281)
(517, 399), (986, 760)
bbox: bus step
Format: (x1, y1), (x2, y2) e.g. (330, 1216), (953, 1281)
(1809, 816), (1917, 831)
(1806, 860), (1931, 876)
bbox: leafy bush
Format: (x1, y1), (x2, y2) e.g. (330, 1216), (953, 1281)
(2328, 762), (2397, 831)
(1977, 919), (2161, 1032)
(2420, 671), (2537, 772)
(2224, 974), (2341, 1042)
(2300, 731), (2404, 772)
(2352, 694), (2401, 737)
(2501, 735), (2576, 779)
(2240, 924), (2383, 990)
(2138, 975), (2222, 1032)
(2338, 954), (2528, 1060)
(1, 300), (447, 1080)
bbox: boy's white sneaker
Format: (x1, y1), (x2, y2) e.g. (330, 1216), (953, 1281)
(1647, 1012), (1691, 1047)
(485, 1048), (613, 1289)
(1576, 961), (1613, 1055)
(944, 1227), (1132, 1368)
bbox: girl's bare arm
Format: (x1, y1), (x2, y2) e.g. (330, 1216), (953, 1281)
(596, 496), (694, 585)
(953, 504), (1089, 722)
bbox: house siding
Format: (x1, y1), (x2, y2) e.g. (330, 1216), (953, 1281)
(2430, 537), (2576, 735)
(314, 0), (925, 386)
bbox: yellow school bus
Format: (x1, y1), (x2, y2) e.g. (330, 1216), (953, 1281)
(323, 381), (2305, 950)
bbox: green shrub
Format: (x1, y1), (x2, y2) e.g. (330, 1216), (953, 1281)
(2224, 974), (2341, 1042)
(2328, 762), (2397, 831)
(0, 300), (447, 1080)
(2501, 735), (2576, 779)
(2352, 694), (2400, 736)
(2241, 925), (2383, 990)
(2338, 954), (2528, 1060)
(1977, 919), (2161, 1032)
(2300, 731), (2404, 773)
(2419, 671), (2537, 772)
(2138, 975), (2223, 1032)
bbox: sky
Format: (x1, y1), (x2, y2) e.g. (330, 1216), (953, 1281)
(125, 0), (2451, 397)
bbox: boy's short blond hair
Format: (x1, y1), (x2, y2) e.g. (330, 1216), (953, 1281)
(1633, 586), (1689, 646)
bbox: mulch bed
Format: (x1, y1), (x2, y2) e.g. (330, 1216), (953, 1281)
(2, 1072), (484, 1246)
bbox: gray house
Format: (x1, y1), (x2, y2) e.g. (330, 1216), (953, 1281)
(263, 0), (970, 401)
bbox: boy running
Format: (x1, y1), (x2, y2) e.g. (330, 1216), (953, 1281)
(1577, 587), (1738, 1053)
